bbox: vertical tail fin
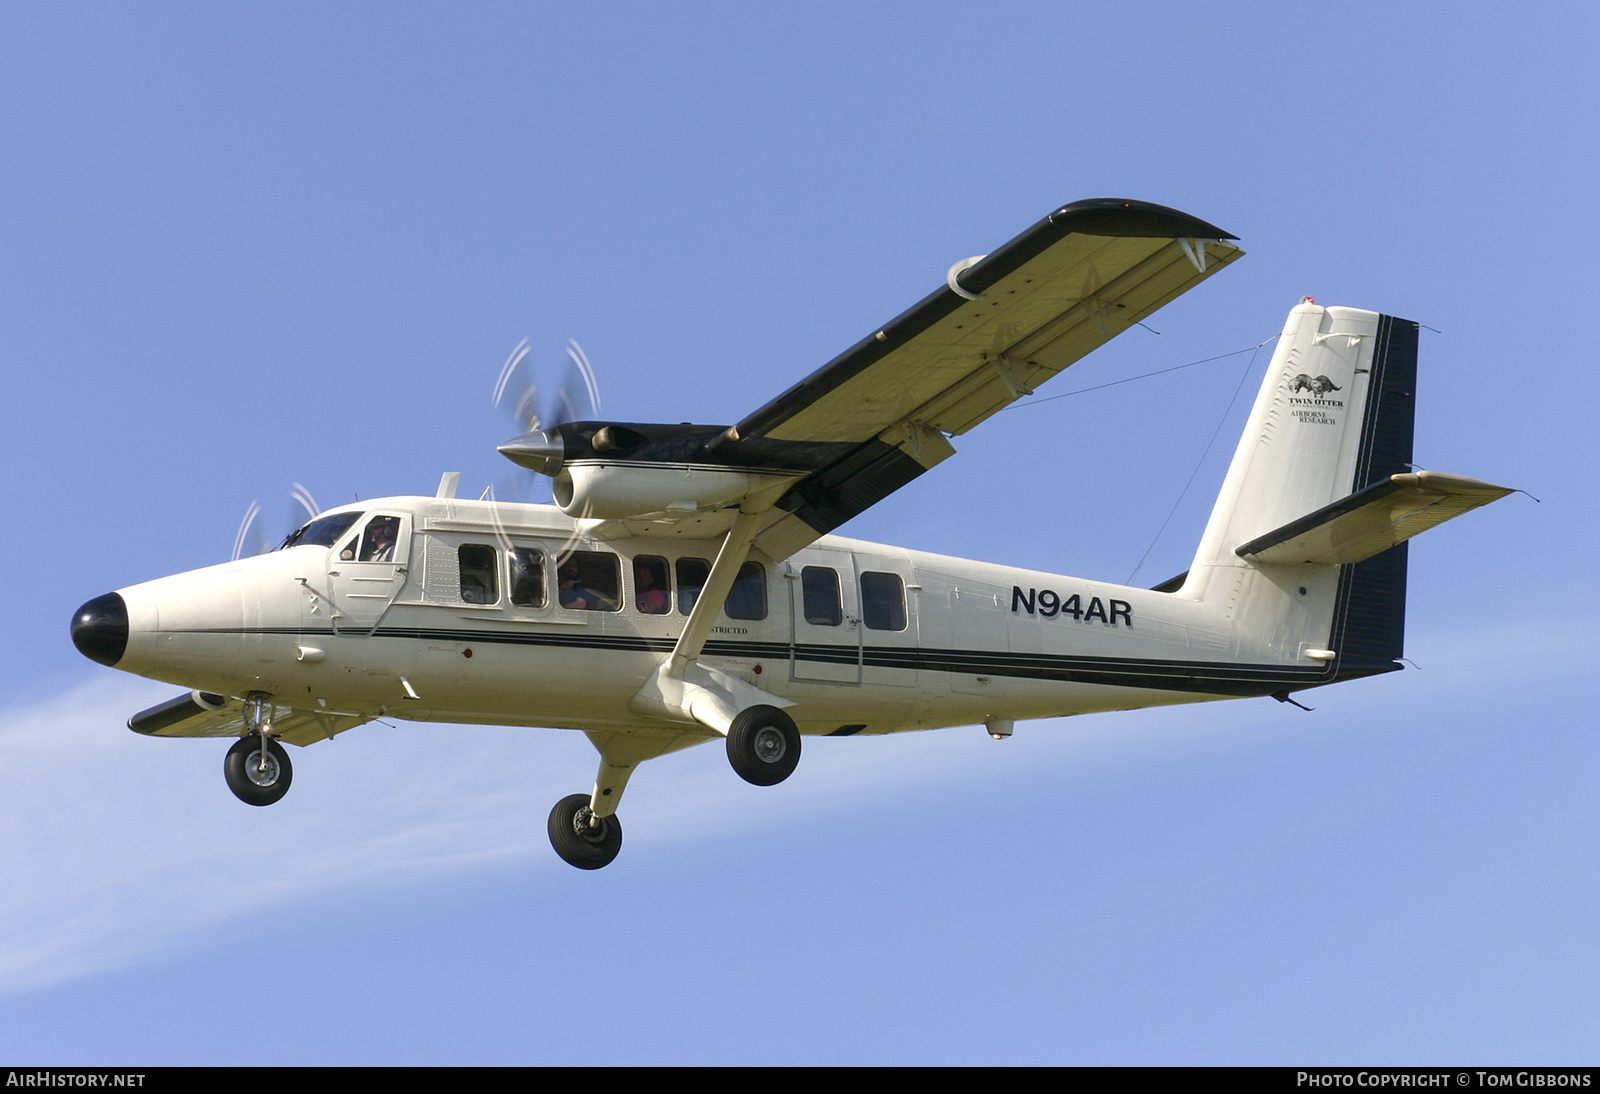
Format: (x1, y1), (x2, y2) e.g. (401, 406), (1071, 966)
(1183, 302), (1417, 681)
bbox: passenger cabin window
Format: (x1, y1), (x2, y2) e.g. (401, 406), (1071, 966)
(459, 544), (498, 604)
(634, 556), (670, 615)
(725, 562), (767, 621)
(674, 557), (767, 620)
(801, 566), (842, 626)
(860, 571), (906, 631)
(558, 551), (620, 612)
(355, 516), (401, 561)
(509, 547), (546, 608)
(676, 558), (709, 615)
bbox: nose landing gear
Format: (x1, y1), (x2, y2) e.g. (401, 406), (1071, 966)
(223, 692), (292, 806)
(224, 734), (292, 806)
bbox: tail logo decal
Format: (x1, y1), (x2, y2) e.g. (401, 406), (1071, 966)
(1287, 372), (1346, 426)
(1288, 373), (1342, 394)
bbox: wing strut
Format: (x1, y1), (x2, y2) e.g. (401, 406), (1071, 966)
(629, 487), (797, 735)
(665, 507), (764, 677)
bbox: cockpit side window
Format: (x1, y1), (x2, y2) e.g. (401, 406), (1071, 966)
(279, 511), (361, 551)
(356, 516), (402, 562)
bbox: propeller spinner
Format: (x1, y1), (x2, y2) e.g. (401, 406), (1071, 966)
(492, 338), (602, 480)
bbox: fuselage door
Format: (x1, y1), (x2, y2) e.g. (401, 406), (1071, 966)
(328, 512), (411, 632)
(789, 549), (861, 684)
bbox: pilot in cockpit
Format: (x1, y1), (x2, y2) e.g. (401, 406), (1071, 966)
(357, 516), (399, 562)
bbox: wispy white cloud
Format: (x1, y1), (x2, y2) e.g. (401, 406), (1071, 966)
(0, 677), (586, 996)
(0, 674), (1013, 997)
(3, 617), (1581, 999)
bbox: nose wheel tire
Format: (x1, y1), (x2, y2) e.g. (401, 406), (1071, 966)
(548, 793), (623, 870)
(726, 705), (801, 786)
(224, 735), (293, 806)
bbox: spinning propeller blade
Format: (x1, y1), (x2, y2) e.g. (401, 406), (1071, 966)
(560, 339), (601, 424)
(290, 483), (320, 521)
(231, 501), (262, 562)
(230, 484), (324, 561)
(488, 337), (604, 548)
(493, 337), (601, 432)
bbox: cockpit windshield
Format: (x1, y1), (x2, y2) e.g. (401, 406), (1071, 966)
(278, 511), (362, 551)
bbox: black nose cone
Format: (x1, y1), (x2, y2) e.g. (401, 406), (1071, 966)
(72, 592), (128, 667)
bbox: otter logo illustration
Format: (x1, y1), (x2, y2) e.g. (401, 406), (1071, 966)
(1289, 373), (1342, 394)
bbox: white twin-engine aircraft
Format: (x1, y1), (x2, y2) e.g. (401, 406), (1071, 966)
(71, 199), (1510, 869)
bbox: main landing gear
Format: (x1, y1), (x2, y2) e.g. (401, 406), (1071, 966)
(726, 705), (801, 786)
(223, 692), (292, 807)
(548, 793), (623, 870)
(545, 706), (805, 871)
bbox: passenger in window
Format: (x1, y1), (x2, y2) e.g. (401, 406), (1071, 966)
(558, 561), (593, 609)
(635, 557), (669, 615)
(559, 559), (618, 611)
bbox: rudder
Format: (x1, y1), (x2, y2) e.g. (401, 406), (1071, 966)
(1325, 313), (1416, 679)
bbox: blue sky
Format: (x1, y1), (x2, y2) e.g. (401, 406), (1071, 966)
(1, 2), (1594, 1064)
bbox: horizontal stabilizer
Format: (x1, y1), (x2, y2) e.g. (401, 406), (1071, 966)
(1235, 471), (1512, 566)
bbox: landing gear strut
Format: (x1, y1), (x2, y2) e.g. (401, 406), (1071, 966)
(223, 692), (292, 806)
(548, 793), (623, 870)
(726, 705), (801, 786)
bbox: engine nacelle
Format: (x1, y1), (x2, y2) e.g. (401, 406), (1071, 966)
(552, 462), (787, 520)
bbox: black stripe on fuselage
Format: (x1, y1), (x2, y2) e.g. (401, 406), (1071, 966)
(171, 625), (1331, 697)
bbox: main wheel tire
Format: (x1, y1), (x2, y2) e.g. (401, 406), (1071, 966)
(726, 705), (801, 786)
(223, 735), (292, 806)
(548, 793), (623, 870)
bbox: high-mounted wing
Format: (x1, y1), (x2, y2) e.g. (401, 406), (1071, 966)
(499, 198), (1241, 561)
(129, 689), (371, 746)
(737, 198), (1241, 557)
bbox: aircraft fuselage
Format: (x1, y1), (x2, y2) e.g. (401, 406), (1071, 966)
(96, 493), (1342, 742)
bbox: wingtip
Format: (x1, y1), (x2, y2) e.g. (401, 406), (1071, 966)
(1049, 197), (1239, 241)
